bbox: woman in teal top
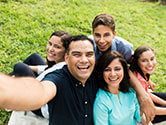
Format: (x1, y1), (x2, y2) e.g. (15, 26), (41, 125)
(93, 51), (143, 125)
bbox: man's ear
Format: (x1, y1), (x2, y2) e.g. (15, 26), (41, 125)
(65, 53), (68, 65)
(113, 31), (117, 37)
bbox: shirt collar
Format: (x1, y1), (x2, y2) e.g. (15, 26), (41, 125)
(111, 39), (117, 50)
(63, 65), (87, 87)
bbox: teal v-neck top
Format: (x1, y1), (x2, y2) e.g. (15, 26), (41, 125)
(93, 88), (141, 125)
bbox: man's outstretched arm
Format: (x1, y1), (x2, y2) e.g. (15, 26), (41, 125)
(128, 70), (155, 123)
(0, 72), (56, 111)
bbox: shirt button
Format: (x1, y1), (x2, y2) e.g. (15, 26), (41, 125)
(85, 101), (87, 104)
(79, 82), (82, 85)
(85, 114), (88, 117)
(75, 84), (78, 87)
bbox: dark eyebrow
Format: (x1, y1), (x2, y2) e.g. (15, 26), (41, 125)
(71, 51), (81, 54)
(104, 32), (110, 35)
(71, 51), (94, 54)
(87, 51), (94, 54)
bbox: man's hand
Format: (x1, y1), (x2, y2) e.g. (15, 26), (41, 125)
(138, 93), (155, 123)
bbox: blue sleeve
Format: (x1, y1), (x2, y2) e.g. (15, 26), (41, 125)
(114, 37), (133, 63)
(123, 47), (133, 63)
(93, 94), (110, 125)
(120, 43), (133, 63)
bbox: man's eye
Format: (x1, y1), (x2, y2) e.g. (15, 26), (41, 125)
(104, 33), (110, 37)
(87, 53), (94, 57)
(73, 54), (80, 57)
(95, 33), (100, 37)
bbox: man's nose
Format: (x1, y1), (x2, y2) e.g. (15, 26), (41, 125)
(80, 55), (88, 63)
(99, 37), (105, 44)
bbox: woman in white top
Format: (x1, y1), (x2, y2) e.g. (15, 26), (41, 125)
(9, 31), (72, 78)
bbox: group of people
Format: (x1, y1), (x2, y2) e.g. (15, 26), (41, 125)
(0, 13), (165, 125)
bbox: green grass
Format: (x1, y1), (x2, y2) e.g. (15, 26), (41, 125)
(0, 0), (166, 123)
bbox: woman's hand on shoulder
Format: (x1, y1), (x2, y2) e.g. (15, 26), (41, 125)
(148, 80), (155, 91)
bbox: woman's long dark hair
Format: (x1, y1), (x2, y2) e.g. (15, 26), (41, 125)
(46, 31), (72, 69)
(129, 46), (154, 81)
(96, 51), (131, 93)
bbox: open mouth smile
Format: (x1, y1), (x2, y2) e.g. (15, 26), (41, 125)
(77, 66), (90, 72)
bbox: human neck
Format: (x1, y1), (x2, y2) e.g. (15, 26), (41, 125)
(108, 87), (119, 95)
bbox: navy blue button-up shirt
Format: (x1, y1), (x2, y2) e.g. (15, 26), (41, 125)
(43, 65), (98, 125)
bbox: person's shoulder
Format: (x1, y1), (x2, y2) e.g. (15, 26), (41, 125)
(128, 88), (136, 94)
(88, 35), (96, 46)
(43, 66), (67, 81)
(113, 36), (133, 47)
(55, 62), (66, 67)
(49, 62), (66, 71)
(47, 67), (63, 76)
(88, 35), (94, 40)
(94, 89), (113, 109)
(133, 71), (146, 82)
(121, 88), (136, 96)
(95, 89), (109, 101)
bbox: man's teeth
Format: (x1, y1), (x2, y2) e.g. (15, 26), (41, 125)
(78, 66), (89, 69)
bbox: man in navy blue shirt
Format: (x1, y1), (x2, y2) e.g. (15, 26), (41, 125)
(0, 35), (97, 125)
(42, 35), (98, 125)
(0, 35), (155, 124)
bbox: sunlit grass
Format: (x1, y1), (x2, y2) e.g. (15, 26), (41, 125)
(0, 0), (166, 123)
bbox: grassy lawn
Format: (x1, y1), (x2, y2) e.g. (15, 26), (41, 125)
(0, 0), (166, 123)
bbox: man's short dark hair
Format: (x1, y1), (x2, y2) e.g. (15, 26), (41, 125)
(66, 35), (94, 54)
(92, 13), (116, 32)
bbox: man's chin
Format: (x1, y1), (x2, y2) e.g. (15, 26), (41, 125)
(79, 74), (91, 80)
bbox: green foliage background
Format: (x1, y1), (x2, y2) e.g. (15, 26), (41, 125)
(0, 0), (166, 124)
